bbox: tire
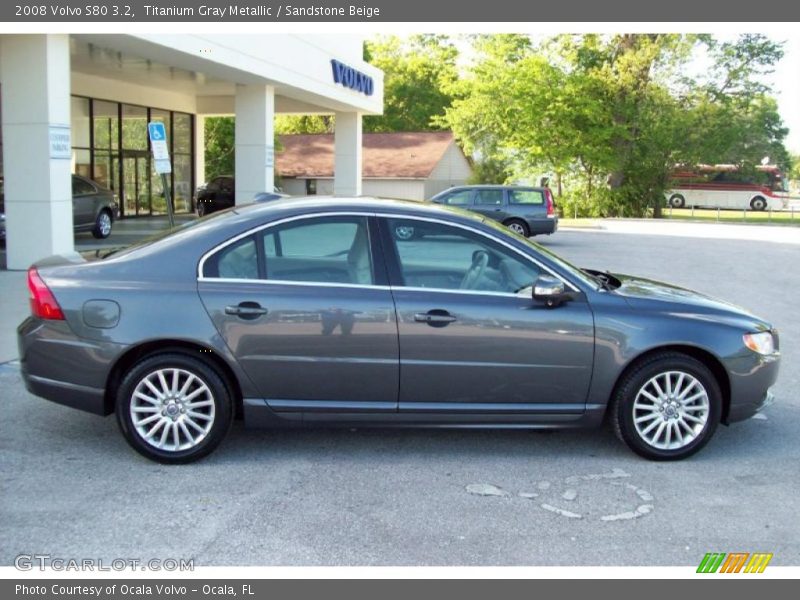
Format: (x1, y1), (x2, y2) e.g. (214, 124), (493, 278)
(91, 209), (113, 239)
(116, 353), (233, 464)
(668, 194), (685, 208)
(505, 219), (530, 237)
(197, 202), (206, 217)
(750, 196), (767, 211)
(610, 352), (722, 461)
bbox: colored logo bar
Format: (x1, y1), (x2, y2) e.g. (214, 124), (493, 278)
(697, 552), (773, 573)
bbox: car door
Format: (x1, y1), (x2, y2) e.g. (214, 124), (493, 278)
(379, 215), (594, 414)
(197, 214), (399, 413)
(470, 188), (508, 223)
(71, 175), (96, 228)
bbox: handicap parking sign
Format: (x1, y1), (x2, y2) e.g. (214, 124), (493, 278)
(148, 122), (166, 141)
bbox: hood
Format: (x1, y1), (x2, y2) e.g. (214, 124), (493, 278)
(610, 273), (762, 321)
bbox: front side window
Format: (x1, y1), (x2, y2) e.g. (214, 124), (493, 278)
(202, 216), (374, 286)
(437, 189), (474, 206)
(385, 218), (540, 294)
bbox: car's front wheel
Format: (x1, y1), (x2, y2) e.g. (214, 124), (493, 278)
(116, 353), (233, 463)
(611, 352), (722, 460)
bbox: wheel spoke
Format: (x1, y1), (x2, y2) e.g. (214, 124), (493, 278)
(664, 421), (672, 447)
(172, 421), (180, 449)
(651, 378), (666, 398)
(171, 369), (180, 393)
(179, 421), (195, 444)
(678, 380), (698, 400)
(134, 391), (160, 405)
(639, 389), (660, 404)
(157, 371), (171, 396)
(178, 374), (196, 397)
(158, 421), (172, 448)
(184, 416), (205, 434)
(137, 413), (161, 427)
(683, 412), (706, 425)
(132, 405), (159, 413)
(145, 419), (166, 439)
(664, 373), (673, 397)
(143, 378), (162, 398)
(673, 421), (683, 444)
(185, 399), (214, 409)
(187, 410), (212, 421)
(184, 386), (207, 402)
(673, 372), (686, 397)
(635, 413), (660, 424)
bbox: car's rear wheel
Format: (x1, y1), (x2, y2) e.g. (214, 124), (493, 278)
(116, 353), (233, 464)
(611, 352), (722, 460)
(91, 210), (113, 239)
(505, 219), (530, 237)
(750, 196), (767, 211)
(668, 194), (685, 208)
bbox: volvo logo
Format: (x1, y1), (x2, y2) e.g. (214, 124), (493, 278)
(331, 59), (374, 96)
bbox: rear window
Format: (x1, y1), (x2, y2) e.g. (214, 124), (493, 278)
(509, 190), (544, 205)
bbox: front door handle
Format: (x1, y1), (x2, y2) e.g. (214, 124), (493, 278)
(225, 302), (268, 320)
(414, 310), (457, 327)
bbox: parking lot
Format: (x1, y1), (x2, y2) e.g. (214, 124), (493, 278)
(1, 227), (798, 566)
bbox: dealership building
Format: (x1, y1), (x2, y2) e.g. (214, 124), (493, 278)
(0, 34), (384, 270)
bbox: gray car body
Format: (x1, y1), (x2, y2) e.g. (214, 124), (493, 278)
(0, 175), (119, 242)
(18, 197), (778, 432)
(429, 185), (558, 235)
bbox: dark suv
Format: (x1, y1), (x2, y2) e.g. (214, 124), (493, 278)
(429, 185), (557, 238)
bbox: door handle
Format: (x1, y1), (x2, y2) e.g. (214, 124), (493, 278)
(225, 302), (268, 319)
(414, 310), (457, 326)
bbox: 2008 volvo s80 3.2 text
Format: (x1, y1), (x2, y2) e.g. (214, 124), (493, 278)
(18, 197), (779, 463)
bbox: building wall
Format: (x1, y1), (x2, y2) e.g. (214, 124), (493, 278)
(424, 142), (473, 199)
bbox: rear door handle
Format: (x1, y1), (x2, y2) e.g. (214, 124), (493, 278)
(414, 310), (457, 326)
(225, 302), (268, 320)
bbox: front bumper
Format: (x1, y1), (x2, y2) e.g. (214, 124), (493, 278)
(724, 351), (780, 424)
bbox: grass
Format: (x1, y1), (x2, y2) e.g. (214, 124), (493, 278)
(557, 207), (800, 227)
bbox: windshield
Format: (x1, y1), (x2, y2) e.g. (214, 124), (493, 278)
(479, 218), (601, 290)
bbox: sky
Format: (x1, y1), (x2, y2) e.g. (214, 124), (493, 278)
(767, 36), (799, 154)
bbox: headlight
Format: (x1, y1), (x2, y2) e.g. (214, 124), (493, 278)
(743, 331), (776, 355)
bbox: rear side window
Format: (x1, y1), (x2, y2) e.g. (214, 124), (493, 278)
(202, 235), (258, 280)
(509, 190), (544, 205)
(474, 189), (504, 205)
(202, 216), (375, 286)
(72, 177), (95, 195)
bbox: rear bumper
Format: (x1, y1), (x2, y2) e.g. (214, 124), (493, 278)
(18, 317), (122, 416)
(528, 217), (558, 235)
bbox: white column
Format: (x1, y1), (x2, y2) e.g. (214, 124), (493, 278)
(194, 114), (206, 187)
(234, 84), (274, 206)
(334, 112), (362, 197)
(1, 34), (73, 270)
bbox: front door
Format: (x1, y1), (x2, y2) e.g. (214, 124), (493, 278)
(380, 216), (594, 413)
(197, 214), (399, 412)
(121, 151), (151, 216)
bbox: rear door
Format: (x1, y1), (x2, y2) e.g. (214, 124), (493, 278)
(470, 188), (508, 223)
(197, 213), (400, 413)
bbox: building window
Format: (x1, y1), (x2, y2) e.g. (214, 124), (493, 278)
(70, 96), (194, 218)
(306, 179), (317, 195)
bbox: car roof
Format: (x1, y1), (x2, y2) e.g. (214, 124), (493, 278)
(436, 184), (547, 192)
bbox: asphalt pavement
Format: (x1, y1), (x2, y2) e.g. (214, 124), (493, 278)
(0, 225), (798, 566)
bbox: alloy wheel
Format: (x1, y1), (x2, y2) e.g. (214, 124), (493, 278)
(632, 370), (710, 451)
(129, 368), (216, 452)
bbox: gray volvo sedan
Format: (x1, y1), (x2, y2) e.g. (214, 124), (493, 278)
(18, 197), (779, 463)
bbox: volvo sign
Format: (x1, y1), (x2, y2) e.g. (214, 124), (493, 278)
(331, 59), (374, 96)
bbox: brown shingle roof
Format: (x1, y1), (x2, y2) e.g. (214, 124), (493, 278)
(276, 131), (457, 179)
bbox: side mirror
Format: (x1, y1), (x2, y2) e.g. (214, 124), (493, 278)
(533, 275), (570, 308)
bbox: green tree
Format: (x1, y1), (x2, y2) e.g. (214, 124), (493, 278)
(204, 116), (235, 179)
(443, 33), (788, 218)
(363, 35), (458, 132)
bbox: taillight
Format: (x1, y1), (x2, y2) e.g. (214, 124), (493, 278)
(27, 267), (64, 320)
(545, 189), (555, 217)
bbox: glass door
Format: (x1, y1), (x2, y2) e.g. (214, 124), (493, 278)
(121, 151), (152, 216)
